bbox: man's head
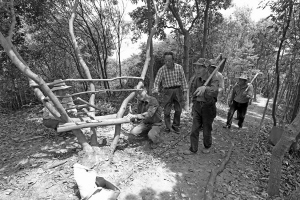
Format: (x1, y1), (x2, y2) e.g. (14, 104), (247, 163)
(164, 51), (175, 69)
(136, 88), (148, 101)
(193, 58), (210, 75)
(208, 59), (218, 74)
(238, 74), (248, 85)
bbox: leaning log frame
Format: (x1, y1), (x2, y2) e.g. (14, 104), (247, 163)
(0, 0), (170, 156)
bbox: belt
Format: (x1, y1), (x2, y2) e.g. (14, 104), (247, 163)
(164, 85), (181, 89)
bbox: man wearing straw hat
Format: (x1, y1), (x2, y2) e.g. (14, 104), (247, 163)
(42, 79), (77, 130)
(223, 74), (253, 129)
(183, 58), (219, 155)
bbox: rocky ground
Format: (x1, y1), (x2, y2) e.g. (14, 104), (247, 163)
(0, 95), (299, 200)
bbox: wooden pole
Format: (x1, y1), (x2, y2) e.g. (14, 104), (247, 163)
(57, 118), (131, 132)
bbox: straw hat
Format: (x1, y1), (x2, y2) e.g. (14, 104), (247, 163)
(193, 58), (210, 68)
(209, 59), (218, 67)
(51, 79), (72, 91)
(239, 74), (248, 80)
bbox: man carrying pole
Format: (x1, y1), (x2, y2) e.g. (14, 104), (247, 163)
(223, 74), (253, 129)
(183, 58), (223, 155)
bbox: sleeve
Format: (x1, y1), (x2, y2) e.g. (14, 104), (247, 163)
(204, 78), (219, 98)
(138, 98), (159, 120)
(153, 67), (163, 91)
(247, 84), (254, 98)
(180, 65), (188, 90)
(219, 74), (225, 92)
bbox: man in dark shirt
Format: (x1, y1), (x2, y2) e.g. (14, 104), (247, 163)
(183, 58), (219, 155)
(127, 88), (163, 149)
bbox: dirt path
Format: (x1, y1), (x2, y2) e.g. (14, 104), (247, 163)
(0, 95), (271, 200)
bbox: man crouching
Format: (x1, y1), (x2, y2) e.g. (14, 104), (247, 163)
(126, 88), (163, 149)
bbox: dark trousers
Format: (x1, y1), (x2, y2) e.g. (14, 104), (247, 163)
(162, 87), (183, 130)
(190, 101), (216, 152)
(226, 100), (248, 127)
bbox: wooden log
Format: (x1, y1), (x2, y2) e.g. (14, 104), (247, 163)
(76, 97), (101, 111)
(204, 143), (234, 200)
(70, 114), (117, 122)
(65, 104), (89, 110)
(57, 118), (131, 132)
(46, 76), (143, 86)
(61, 89), (143, 97)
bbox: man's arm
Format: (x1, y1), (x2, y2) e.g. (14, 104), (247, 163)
(135, 98), (158, 120)
(153, 68), (163, 93)
(179, 65), (188, 91)
(227, 85), (236, 103)
(218, 74), (225, 93)
(246, 84), (254, 99)
(204, 78), (219, 98)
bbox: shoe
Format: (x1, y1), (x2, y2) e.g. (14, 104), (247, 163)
(202, 148), (210, 154)
(238, 126), (243, 129)
(223, 124), (231, 129)
(171, 125), (180, 134)
(182, 150), (196, 155)
(150, 143), (159, 149)
(165, 128), (171, 133)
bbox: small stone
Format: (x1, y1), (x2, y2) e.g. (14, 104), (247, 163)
(5, 189), (13, 195)
(181, 193), (187, 198)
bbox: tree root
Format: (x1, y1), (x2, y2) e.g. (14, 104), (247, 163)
(204, 142), (234, 200)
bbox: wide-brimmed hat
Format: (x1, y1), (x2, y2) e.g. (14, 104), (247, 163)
(51, 79), (72, 91)
(209, 59), (218, 67)
(193, 58), (210, 68)
(239, 74), (248, 80)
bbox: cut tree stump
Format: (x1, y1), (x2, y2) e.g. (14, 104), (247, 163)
(204, 142), (234, 200)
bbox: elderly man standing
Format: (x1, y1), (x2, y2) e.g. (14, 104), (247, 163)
(223, 74), (253, 129)
(183, 58), (219, 155)
(152, 51), (188, 134)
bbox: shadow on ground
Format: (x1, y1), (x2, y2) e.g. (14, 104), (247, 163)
(0, 96), (271, 200)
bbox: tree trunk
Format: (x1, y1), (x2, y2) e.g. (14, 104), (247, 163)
(272, 1), (293, 126)
(267, 110), (300, 196)
(183, 31), (190, 110)
(201, 0), (210, 58)
(147, 0), (154, 93)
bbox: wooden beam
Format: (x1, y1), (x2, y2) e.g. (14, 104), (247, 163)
(57, 118), (130, 132)
(60, 89), (143, 97)
(70, 114), (117, 122)
(46, 76), (143, 86)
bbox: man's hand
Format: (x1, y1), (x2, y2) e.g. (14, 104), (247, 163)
(152, 88), (158, 94)
(193, 86), (206, 96)
(228, 100), (232, 107)
(125, 113), (137, 122)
